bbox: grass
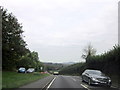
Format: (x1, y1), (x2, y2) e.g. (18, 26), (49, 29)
(2, 71), (50, 88)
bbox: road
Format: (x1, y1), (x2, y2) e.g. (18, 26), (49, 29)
(19, 75), (119, 90)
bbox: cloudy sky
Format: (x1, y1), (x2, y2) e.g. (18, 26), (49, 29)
(1, 0), (119, 63)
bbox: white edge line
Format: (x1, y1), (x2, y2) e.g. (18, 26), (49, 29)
(81, 84), (91, 90)
(111, 86), (118, 88)
(46, 77), (56, 90)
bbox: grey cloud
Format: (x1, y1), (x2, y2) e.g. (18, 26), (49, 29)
(1, 0), (118, 63)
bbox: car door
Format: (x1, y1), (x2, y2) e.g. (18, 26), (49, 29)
(84, 72), (90, 82)
(82, 71), (89, 82)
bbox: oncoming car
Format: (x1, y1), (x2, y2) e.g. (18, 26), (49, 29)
(81, 69), (111, 87)
(53, 71), (59, 75)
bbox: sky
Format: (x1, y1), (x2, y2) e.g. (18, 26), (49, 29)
(1, 0), (119, 63)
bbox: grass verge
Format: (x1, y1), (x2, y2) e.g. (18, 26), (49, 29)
(2, 71), (50, 88)
(110, 75), (120, 88)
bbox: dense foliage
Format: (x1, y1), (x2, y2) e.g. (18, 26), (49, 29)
(2, 7), (42, 71)
(60, 63), (86, 75)
(60, 45), (120, 76)
(43, 63), (64, 73)
(87, 45), (120, 75)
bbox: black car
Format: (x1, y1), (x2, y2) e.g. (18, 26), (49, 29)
(81, 69), (111, 87)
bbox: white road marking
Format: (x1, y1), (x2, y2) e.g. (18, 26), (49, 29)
(111, 86), (118, 88)
(42, 77), (54, 89)
(71, 77), (76, 81)
(46, 76), (56, 90)
(42, 82), (49, 89)
(81, 84), (91, 90)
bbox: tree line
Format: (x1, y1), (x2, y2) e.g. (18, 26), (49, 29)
(60, 44), (120, 76)
(59, 62), (86, 75)
(1, 7), (43, 71)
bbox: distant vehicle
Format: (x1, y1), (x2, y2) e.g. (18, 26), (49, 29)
(53, 71), (59, 75)
(40, 71), (48, 74)
(18, 67), (26, 73)
(40, 72), (45, 74)
(26, 68), (35, 73)
(81, 69), (111, 87)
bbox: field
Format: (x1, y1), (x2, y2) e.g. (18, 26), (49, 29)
(2, 71), (49, 88)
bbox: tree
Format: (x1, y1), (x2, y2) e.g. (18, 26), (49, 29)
(2, 7), (29, 70)
(81, 43), (96, 63)
(1, 7), (43, 71)
(17, 51), (42, 71)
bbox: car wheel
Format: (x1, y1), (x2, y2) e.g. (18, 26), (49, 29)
(88, 79), (91, 85)
(82, 78), (84, 82)
(81, 77), (84, 82)
(107, 85), (111, 88)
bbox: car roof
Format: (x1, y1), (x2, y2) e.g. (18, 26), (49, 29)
(85, 69), (101, 72)
(19, 67), (25, 69)
(28, 68), (34, 69)
(27, 68), (34, 70)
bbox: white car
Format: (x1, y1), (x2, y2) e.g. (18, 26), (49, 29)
(26, 68), (35, 73)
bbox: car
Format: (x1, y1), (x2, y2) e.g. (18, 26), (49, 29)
(81, 69), (111, 87)
(18, 67), (26, 73)
(53, 71), (59, 75)
(26, 68), (35, 73)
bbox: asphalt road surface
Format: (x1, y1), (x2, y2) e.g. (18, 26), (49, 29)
(19, 75), (119, 90)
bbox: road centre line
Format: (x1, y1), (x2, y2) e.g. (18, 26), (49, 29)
(71, 77), (76, 81)
(46, 76), (56, 90)
(81, 84), (91, 90)
(41, 76), (55, 90)
(111, 86), (118, 89)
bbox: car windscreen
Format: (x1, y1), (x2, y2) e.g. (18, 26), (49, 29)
(19, 68), (25, 70)
(88, 70), (102, 75)
(27, 68), (34, 71)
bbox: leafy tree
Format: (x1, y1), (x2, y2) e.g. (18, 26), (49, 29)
(17, 51), (42, 71)
(2, 7), (29, 70)
(85, 45), (120, 75)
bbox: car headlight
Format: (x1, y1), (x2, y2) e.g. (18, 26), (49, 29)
(91, 77), (99, 81)
(107, 77), (111, 82)
(109, 79), (111, 82)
